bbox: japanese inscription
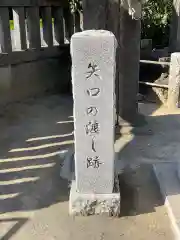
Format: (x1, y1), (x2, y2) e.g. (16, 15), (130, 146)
(85, 62), (102, 169)
(86, 107), (98, 116)
(92, 137), (96, 152)
(71, 30), (116, 193)
(87, 156), (102, 169)
(85, 120), (100, 135)
(86, 63), (101, 79)
(87, 88), (100, 97)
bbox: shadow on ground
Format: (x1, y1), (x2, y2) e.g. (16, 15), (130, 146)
(0, 218), (28, 240)
(0, 95), (74, 239)
(115, 104), (180, 217)
(0, 96), (179, 239)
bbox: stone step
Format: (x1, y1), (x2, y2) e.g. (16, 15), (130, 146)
(153, 163), (180, 239)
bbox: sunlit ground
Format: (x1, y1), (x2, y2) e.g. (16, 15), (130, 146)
(0, 95), (176, 239)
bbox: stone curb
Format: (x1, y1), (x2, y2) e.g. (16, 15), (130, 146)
(153, 163), (180, 240)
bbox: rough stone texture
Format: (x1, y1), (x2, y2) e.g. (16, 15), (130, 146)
(71, 30), (116, 194)
(69, 179), (120, 217)
(167, 53), (180, 109)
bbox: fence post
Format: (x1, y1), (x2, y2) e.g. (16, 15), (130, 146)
(0, 7), (12, 53)
(41, 7), (53, 47)
(74, 11), (81, 32)
(53, 7), (64, 44)
(26, 7), (41, 49)
(64, 7), (74, 42)
(167, 53), (180, 109)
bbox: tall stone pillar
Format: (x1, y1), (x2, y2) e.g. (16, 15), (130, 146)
(69, 30), (120, 216)
(167, 52), (180, 108)
(82, 0), (107, 30)
(118, 6), (141, 124)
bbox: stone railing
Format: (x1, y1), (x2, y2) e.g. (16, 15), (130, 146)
(0, 0), (82, 65)
(0, 0), (82, 107)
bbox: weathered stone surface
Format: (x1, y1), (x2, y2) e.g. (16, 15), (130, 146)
(69, 179), (120, 217)
(71, 30), (117, 194)
(167, 53), (180, 109)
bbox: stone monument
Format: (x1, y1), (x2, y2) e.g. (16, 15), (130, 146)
(69, 30), (120, 216)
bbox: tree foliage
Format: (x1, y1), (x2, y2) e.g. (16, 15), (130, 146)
(142, 0), (172, 47)
(68, 0), (82, 13)
(68, 0), (173, 47)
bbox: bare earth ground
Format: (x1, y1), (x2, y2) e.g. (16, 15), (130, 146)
(0, 94), (177, 240)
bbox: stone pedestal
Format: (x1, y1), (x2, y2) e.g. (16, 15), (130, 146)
(69, 179), (120, 217)
(70, 30), (120, 216)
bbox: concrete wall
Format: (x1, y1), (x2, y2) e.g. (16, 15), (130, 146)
(0, 48), (71, 107)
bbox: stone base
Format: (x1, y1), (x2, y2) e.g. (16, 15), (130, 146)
(69, 180), (121, 217)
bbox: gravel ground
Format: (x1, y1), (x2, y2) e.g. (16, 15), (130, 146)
(0, 95), (174, 239)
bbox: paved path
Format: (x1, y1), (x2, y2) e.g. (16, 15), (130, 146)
(0, 95), (174, 239)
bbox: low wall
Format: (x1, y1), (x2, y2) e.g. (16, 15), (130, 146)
(0, 1), (78, 108)
(0, 46), (71, 107)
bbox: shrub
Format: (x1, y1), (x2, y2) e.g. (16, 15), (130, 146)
(141, 0), (173, 48)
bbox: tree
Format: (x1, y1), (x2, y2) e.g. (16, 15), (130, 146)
(68, 0), (173, 48)
(68, 0), (82, 13)
(141, 0), (173, 47)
